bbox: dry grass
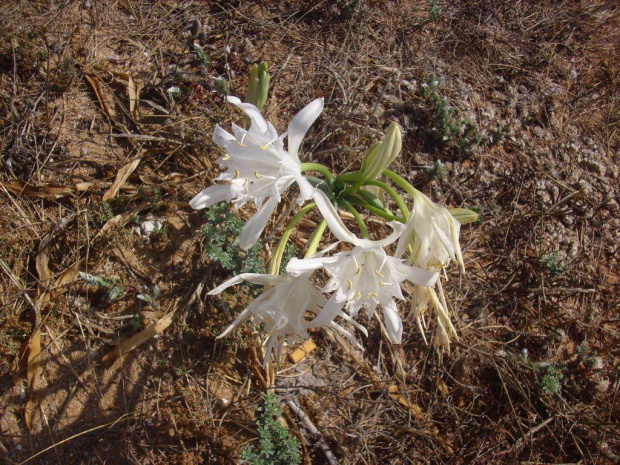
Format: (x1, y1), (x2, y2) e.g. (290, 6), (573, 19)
(0, 0), (619, 463)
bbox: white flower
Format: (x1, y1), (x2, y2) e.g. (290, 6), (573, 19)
(290, 190), (438, 344)
(208, 268), (365, 365)
(395, 188), (464, 272)
(190, 96), (324, 249)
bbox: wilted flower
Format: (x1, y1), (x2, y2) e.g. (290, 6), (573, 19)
(209, 268), (365, 365)
(396, 188), (464, 272)
(190, 96), (323, 249)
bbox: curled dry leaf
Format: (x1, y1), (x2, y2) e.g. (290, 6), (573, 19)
(1, 181), (72, 199)
(102, 157), (141, 202)
(22, 329), (42, 431)
(84, 72), (116, 118)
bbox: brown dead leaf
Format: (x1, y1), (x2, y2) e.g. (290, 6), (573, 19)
(21, 328), (42, 431)
(112, 71), (143, 118)
(95, 202), (149, 239)
(36, 237), (52, 305)
(1, 181), (72, 199)
(102, 312), (175, 363)
(84, 72), (116, 118)
(54, 259), (84, 288)
(102, 157), (141, 201)
(388, 385), (424, 418)
(102, 276), (206, 362)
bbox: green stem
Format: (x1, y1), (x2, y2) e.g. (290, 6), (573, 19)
(304, 220), (327, 258)
(349, 199), (405, 223)
(300, 163), (335, 184)
(335, 171), (362, 184)
(364, 179), (410, 219)
(269, 202), (316, 275)
(382, 169), (417, 197)
(339, 200), (369, 239)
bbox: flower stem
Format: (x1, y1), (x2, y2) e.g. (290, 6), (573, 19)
(364, 179), (410, 219)
(335, 171), (362, 184)
(300, 163), (335, 184)
(304, 220), (327, 258)
(382, 169), (418, 197)
(349, 198), (405, 223)
(269, 202), (316, 275)
(339, 200), (369, 239)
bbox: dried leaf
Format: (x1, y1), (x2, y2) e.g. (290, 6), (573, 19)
(1, 181), (72, 199)
(84, 72), (116, 118)
(388, 385), (424, 418)
(95, 202), (149, 239)
(102, 158), (141, 201)
(102, 277), (206, 362)
(102, 312), (174, 363)
(22, 328), (42, 431)
(54, 259), (84, 287)
(36, 237), (52, 305)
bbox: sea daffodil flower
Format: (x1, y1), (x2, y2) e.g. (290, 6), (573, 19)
(395, 188), (464, 272)
(209, 267), (365, 365)
(190, 96), (324, 249)
(290, 190), (438, 344)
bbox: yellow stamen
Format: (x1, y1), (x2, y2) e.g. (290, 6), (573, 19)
(366, 292), (377, 298)
(254, 170), (260, 179)
(356, 291), (362, 300)
(222, 154), (231, 161)
(347, 279), (353, 290)
(236, 141), (246, 147)
(374, 270), (384, 278)
(233, 170), (240, 179)
(243, 178), (248, 187)
(355, 266), (362, 276)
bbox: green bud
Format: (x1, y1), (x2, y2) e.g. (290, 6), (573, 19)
(360, 122), (402, 182)
(245, 62), (270, 111)
(449, 208), (478, 224)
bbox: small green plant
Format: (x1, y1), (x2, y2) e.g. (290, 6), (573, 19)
(213, 76), (229, 97)
(541, 364), (563, 394)
(420, 76), (484, 154)
(425, 159), (446, 181)
(137, 285), (161, 310)
(429, 0), (442, 20)
(202, 203), (264, 290)
(279, 243), (299, 275)
(193, 43), (209, 65)
(100, 201), (115, 222)
(79, 272), (124, 300)
(540, 251), (568, 278)
(490, 125), (505, 146)
(240, 392), (301, 465)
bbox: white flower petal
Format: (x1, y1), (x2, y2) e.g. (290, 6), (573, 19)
(295, 175), (315, 203)
(213, 124), (236, 147)
(238, 196), (279, 250)
(287, 98), (324, 160)
(404, 266), (439, 287)
(382, 300), (403, 344)
(286, 257), (336, 276)
(208, 273), (286, 296)
(313, 190), (361, 245)
(307, 292), (346, 328)
(226, 96), (268, 133)
(190, 185), (231, 210)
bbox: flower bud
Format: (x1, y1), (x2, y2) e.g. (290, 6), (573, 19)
(448, 208), (478, 224)
(245, 61), (270, 111)
(360, 122), (402, 182)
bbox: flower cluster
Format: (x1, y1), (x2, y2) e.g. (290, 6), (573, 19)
(193, 63), (477, 363)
